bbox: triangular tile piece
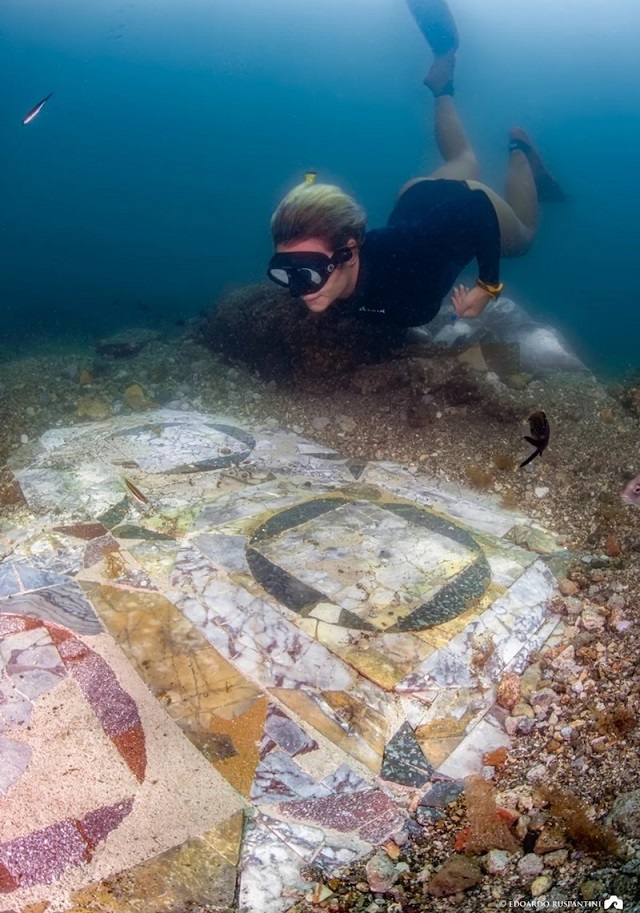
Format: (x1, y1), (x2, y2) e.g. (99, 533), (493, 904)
(345, 459), (368, 479)
(381, 721), (433, 788)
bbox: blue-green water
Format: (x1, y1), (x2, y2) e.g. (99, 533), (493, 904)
(2, 0), (639, 375)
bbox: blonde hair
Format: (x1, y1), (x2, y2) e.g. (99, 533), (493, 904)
(270, 182), (366, 250)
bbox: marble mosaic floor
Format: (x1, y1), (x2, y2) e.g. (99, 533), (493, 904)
(0, 409), (568, 912)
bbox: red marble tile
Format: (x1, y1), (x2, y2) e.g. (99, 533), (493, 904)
(53, 523), (109, 540)
(111, 726), (147, 783)
(44, 623), (75, 650)
(0, 860), (19, 893)
(0, 820), (87, 888)
(76, 798), (134, 852)
(280, 789), (398, 833)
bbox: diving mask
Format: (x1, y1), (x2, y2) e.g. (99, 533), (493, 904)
(267, 247), (353, 297)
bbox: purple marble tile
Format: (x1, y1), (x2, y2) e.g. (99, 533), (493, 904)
(262, 704), (319, 758)
(281, 789), (398, 833)
(0, 818), (88, 887)
(78, 797), (134, 849)
(321, 763), (370, 795)
(258, 735), (278, 760)
(251, 750), (331, 805)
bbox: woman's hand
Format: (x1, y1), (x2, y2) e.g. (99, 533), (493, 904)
(452, 284), (491, 319)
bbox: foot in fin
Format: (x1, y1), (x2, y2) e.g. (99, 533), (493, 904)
(509, 127), (566, 203)
(406, 0), (459, 55)
(424, 49), (456, 95)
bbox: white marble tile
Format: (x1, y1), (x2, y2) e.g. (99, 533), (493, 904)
(437, 716), (511, 779)
(176, 575), (357, 692)
(260, 814), (326, 861)
(239, 816), (311, 913)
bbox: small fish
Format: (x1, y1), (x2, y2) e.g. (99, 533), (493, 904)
(621, 475), (640, 507)
(519, 410), (550, 468)
(22, 92), (53, 125)
(124, 477), (148, 505)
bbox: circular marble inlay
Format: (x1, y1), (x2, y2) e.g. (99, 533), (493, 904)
(106, 422), (256, 474)
(246, 492), (491, 632)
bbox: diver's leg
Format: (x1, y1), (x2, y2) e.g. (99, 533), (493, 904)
(466, 180), (535, 257)
(426, 93), (479, 180)
(399, 74), (479, 193)
(404, 0), (478, 186)
(510, 127), (566, 203)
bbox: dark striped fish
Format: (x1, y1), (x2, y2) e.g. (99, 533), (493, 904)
(519, 410), (550, 469)
(124, 477), (149, 505)
(22, 92), (53, 125)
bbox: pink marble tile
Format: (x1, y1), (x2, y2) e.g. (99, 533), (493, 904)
(77, 798), (134, 850)
(0, 819), (89, 888)
(0, 617), (29, 638)
(57, 648), (141, 737)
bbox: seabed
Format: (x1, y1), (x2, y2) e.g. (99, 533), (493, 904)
(0, 409), (568, 912)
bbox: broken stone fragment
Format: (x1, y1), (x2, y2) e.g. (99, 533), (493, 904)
(96, 328), (159, 358)
(425, 854), (482, 897)
(497, 672), (521, 711)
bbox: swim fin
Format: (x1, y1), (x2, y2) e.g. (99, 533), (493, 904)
(509, 128), (567, 203)
(405, 0), (459, 56)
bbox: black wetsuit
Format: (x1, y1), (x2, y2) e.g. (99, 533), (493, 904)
(338, 179), (501, 329)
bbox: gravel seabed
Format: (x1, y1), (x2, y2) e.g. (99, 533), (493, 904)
(1, 331), (638, 911)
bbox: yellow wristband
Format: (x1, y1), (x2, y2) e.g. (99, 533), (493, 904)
(476, 279), (504, 300)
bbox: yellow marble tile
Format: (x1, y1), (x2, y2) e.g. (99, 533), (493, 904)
(142, 505), (200, 538)
(202, 809), (245, 866)
(415, 712), (476, 740)
(416, 735), (464, 768)
(188, 695), (269, 797)
(69, 825), (237, 912)
(273, 687), (386, 773)
(83, 583), (266, 795)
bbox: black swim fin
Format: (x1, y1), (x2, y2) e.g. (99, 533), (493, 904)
(509, 128), (567, 203)
(405, 0), (459, 56)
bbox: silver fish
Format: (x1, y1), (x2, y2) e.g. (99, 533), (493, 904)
(22, 92), (53, 125)
(621, 475), (640, 507)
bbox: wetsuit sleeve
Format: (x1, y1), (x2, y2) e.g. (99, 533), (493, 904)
(466, 188), (501, 285)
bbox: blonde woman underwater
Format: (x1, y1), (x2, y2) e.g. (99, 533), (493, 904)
(266, 0), (565, 344)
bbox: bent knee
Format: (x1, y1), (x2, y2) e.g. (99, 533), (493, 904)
(501, 226), (535, 258)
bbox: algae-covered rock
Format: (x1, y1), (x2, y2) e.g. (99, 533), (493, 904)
(77, 395), (112, 420)
(201, 283), (403, 383)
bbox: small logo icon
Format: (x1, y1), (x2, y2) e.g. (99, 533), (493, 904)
(604, 897), (624, 911)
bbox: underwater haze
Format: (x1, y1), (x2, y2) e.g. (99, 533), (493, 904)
(2, 0), (639, 375)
